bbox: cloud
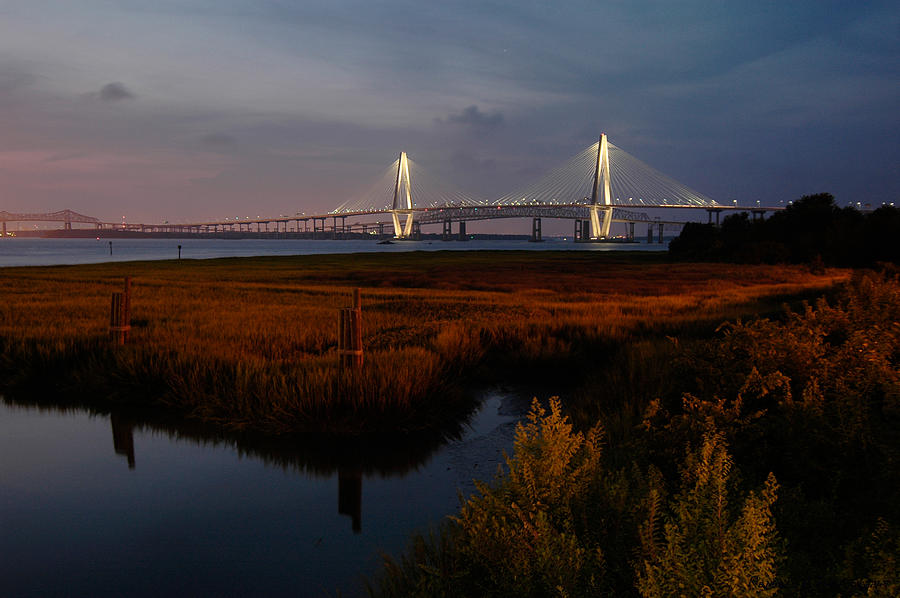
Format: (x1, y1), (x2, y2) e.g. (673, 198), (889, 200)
(439, 105), (504, 131)
(0, 66), (35, 94)
(201, 132), (237, 147)
(449, 149), (497, 174)
(97, 82), (135, 101)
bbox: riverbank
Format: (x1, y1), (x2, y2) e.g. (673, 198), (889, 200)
(0, 251), (847, 437)
(371, 268), (900, 597)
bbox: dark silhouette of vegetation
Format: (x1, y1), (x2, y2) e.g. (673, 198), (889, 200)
(370, 270), (900, 597)
(669, 193), (900, 266)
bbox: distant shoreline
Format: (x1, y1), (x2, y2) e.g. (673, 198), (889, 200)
(9, 229), (540, 241)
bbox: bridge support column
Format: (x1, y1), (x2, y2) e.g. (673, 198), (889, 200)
(658, 223), (664, 244)
(588, 206), (613, 240)
(378, 222), (385, 238)
(629, 222), (635, 241)
(2, 221), (5, 236)
(531, 217), (542, 242)
(582, 219), (591, 242)
(707, 208), (722, 227)
(391, 210), (414, 239)
(442, 219), (452, 241)
(390, 152), (414, 238)
(647, 224), (654, 244)
(458, 220), (467, 241)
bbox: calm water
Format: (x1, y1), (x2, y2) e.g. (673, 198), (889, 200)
(0, 391), (531, 597)
(0, 235), (659, 595)
(0, 236), (668, 267)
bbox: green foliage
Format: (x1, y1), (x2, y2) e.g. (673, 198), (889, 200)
(371, 397), (611, 597)
(453, 397), (606, 597)
(841, 518), (900, 598)
(636, 430), (781, 597)
(638, 271), (900, 595)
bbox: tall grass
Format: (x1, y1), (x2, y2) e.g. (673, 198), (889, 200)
(0, 251), (848, 434)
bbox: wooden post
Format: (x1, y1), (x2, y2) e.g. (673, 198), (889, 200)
(123, 277), (131, 342)
(110, 277), (132, 345)
(109, 293), (126, 345)
(339, 289), (363, 371)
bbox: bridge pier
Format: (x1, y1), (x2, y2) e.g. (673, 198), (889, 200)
(531, 217), (542, 242)
(658, 223), (664, 244)
(647, 224), (654, 244)
(442, 219), (452, 241)
(628, 222), (635, 241)
(574, 219), (591, 242)
(2, 221), (5, 236)
(707, 208), (723, 227)
(457, 220), (467, 241)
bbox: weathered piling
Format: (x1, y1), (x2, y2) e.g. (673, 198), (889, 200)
(339, 288), (363, 371)
(109, 277), (132, 345)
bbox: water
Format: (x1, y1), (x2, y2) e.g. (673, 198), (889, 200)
(0, 237), (669, 267)
(0, 391), (531, 597)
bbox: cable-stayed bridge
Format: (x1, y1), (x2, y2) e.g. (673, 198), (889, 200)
(4, 136), (769, 240)
(326, 134), (729, 241)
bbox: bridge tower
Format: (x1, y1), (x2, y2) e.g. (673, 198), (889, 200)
(588, 133), (613, 239)
(390, 151), (414, 238)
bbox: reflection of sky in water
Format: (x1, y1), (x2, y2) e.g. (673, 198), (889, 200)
(0, 237), (668, 268)
(0, 393), (525, 597)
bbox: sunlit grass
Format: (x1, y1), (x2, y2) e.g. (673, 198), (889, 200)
(0, 251), (848, 434)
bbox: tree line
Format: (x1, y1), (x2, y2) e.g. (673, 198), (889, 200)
(669, 193), (900, 266)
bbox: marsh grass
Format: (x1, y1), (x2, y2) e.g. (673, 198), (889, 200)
(0, 251), (847, 434)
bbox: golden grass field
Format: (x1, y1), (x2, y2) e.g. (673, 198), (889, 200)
(0, 251), (848, 434)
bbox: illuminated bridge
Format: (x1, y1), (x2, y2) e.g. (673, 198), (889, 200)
(4, 136), (772, 241)
(165, 135), (762, 241)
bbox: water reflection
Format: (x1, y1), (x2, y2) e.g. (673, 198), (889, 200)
(107, 409), (371, 532)
(4, 389), (518, 538)
(339, 468), (363, 533)
(110, 413), (136, 469)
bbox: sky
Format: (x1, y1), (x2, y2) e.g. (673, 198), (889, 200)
(1, 0), (898, 226)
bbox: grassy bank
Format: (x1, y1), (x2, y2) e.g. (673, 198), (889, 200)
(370, 269), (900, 597)
(0, 251), (846, 435)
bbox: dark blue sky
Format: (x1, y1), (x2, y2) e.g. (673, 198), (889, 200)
(0, 1), (897, 223)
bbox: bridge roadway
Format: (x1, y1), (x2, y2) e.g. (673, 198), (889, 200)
(83, 204), (776, 237)
(3, 204), (778, 240)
